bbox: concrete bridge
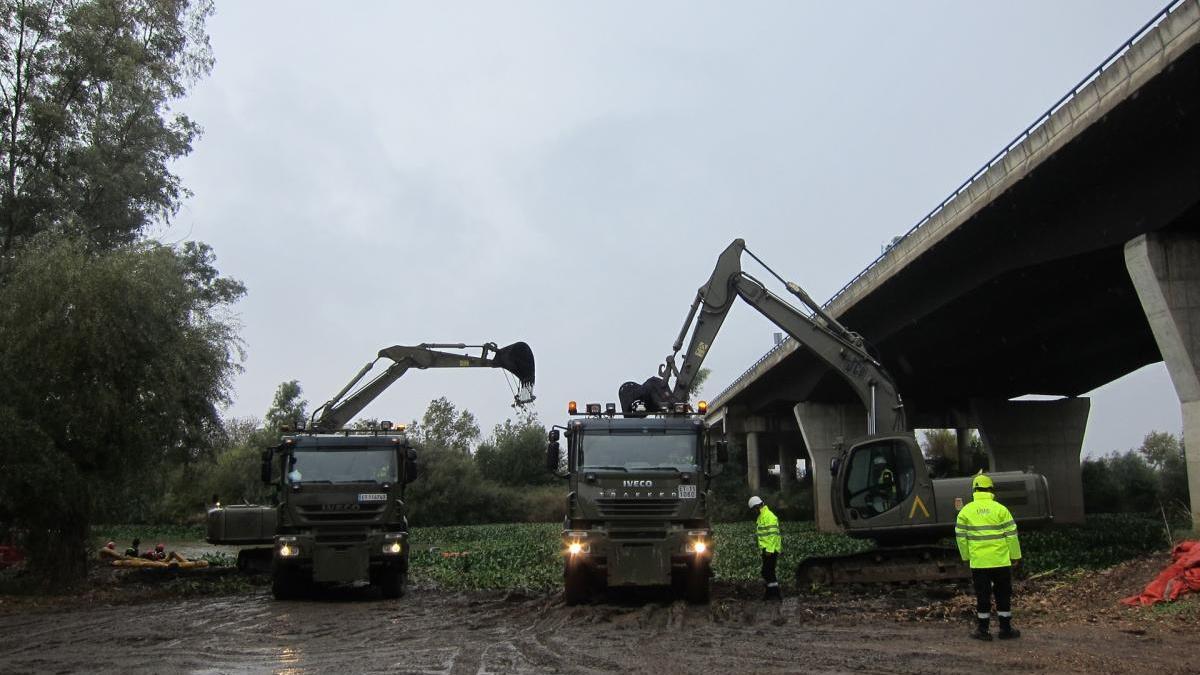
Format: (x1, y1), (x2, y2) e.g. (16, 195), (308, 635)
(706, 0), (1200, 530)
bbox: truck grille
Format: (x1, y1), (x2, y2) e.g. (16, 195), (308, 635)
(596, 498), (679, 518)
(297, 503), (385, 523)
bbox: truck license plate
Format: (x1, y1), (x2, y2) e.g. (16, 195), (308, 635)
(358, 493), (387, 502)
(678, 485), (696, 499)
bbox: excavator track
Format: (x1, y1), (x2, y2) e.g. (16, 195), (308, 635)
(796, 545), (970, 585)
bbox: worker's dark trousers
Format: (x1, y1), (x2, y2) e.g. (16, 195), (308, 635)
(972, 566), (1012, 622)
(761, 550), (780, 598)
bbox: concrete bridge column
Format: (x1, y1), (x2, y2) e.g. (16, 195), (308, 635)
(778, 441), (797, 495)
(956, 428), (972, 476)
(745, 431), (762, 492)
(1126, 231), (1200, 528)
(794, 402), (867, 533)
(972, 398), (1090, 524)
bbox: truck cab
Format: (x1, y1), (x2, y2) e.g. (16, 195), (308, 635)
(267, 428), (419, 599)
(207, 425), (419, 599)
(549, 402), (724, 604)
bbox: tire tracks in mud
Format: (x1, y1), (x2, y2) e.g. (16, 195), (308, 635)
(1, 587), (1196, 674)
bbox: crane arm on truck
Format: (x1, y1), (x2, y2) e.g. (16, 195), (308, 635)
(626, 238), (904, 435)
(310, 341), (536, 431)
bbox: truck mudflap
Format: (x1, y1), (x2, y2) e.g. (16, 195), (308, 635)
(796, 545), (970, 585)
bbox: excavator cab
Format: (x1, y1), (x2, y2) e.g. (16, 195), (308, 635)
(835, 434), (937, 536)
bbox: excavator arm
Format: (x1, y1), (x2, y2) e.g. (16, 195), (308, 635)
(629, 239), (903, 434)
(310, 341), (535, 431)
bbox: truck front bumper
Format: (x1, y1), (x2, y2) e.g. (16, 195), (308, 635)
(563, 527), (711, 586)
(274, 532), (408, 584)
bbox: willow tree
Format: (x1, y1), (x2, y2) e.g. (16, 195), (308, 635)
(0, 237), (243, 583)
(0, 0), (214, 269)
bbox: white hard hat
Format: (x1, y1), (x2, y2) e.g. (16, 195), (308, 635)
(748, 496), (764, 509)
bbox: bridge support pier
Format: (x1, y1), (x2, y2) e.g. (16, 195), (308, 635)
(794, 402), (867, 533)
(778, 441), (798, 495)
(972, 398), (1090, 525)
(1126, 231), (1200, 529)
(745, 431), (763, 492)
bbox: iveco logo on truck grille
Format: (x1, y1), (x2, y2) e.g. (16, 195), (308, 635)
(622, 480), (654, 487)
(320, 503), (360, 511)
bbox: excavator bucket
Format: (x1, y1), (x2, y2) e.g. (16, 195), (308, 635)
(493, 341), (536, 401)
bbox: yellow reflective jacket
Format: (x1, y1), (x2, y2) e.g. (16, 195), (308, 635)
(955, 491), (1021, 569)
(756, 505), (781, 554)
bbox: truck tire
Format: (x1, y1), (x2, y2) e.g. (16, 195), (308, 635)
(684, 562), (710, 604)
(379, 567), (406, 599)
(564, 563), (589, 605)
(272, 567), (304, 600)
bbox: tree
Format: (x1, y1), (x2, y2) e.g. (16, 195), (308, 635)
(686, 367), (711, 399)
(0, 0), (215, 268)
(264, 380), (306, 433)
(409, 397), (479, 454)
(0, 235), (243, 583)
(474, 412), (552, 486)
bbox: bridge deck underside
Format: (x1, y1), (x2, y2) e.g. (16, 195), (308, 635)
(725, 38), (1200, 424)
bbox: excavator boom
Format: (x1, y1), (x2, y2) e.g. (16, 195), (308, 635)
(310, 341), (535, 431)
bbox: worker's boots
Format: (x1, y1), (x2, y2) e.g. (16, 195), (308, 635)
(762, 584), (783, 601)
(969, 618), (992, 641)
(998, 616), (1021, 640)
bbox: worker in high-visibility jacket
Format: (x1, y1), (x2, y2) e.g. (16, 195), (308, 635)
(956, 473), (1022, 641)
(748, 496), (782, 601)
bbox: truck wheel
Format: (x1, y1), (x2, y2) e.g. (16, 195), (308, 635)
(564, 563), (589, 605)
(684, 562), (710, 604)
(272, 567), (303, 600)
(380, 568), (406, 599)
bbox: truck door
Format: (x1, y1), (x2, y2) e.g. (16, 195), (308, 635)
(837, 434), (936, 533)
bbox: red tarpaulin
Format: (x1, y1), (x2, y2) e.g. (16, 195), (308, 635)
(0, 545), (25, 568)
(1121, 540), (1200, 607)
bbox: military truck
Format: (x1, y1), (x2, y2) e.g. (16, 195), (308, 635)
(547, 401), (727, 604)
(207, 341), (535, 599)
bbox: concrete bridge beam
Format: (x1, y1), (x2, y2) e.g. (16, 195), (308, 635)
(972, 398), (1090, 524)
(1126, 231), (1200, 528)
(794, 402), (867, 533)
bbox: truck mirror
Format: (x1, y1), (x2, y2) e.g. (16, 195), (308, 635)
(548, 429), (560, 442)
(260, 449), (273, 484)
(546, 441), (560, 472)
(715, 441), (729, 464)
(829, 456), (841, 477)
(404, 447), (420, 483)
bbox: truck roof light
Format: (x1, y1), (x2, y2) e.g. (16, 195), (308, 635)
(395, 423), (406, 432)
(380, 420), (393, 430)
(673, 403), (687, 413)
(697, 400), (707, 414)
(586, 403), (602, 414)
(568, 401), (577, 414)
(605, 403), (616, 416)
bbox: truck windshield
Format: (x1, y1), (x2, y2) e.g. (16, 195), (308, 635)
(580, 432), (698, 470)
(286, 448), (397, 484)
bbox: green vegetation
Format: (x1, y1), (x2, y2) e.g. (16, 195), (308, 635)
(1082, 432), (1190, 520)
(404, 514), (1169, 591)
(0, 0), (229, 586)
(1019, 513), (1169, 573)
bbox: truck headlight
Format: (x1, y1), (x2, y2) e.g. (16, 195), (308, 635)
(277, 537), (300, 558)
(564, 530), (590, 556)
(382, 533), (406, 555)
(686, 530), (711, 554)
(687, 540), (708, 554)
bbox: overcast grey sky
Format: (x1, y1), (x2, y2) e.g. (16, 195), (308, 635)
(167, 0), (1181, 457)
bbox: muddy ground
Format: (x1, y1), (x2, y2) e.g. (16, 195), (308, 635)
(0, 555), (1195, 674)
